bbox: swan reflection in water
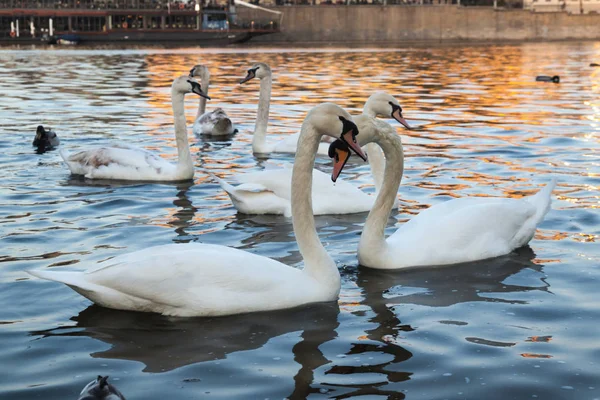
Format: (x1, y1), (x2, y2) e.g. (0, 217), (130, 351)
(31, 302), (340, 373)
(29, 248), (546, 398)
(357, 246), (548, 308)
(323, 247), (547, 398)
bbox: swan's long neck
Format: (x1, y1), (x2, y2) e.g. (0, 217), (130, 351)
(196, 75), (209, 119)
(171, 90), (193, 177)
(252, 76), (271, 153)
(359, 131), (404, 265)
(366, 142), (385, 192)
(361, 110), (386, 193)
(292, 125), (340, 292)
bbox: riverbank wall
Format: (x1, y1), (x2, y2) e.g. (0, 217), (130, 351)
(238, 5), (600, 44)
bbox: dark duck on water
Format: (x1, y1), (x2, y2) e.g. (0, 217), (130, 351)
(535, 75), (560, 83)
(33, 125), (59, 150)
(78, 376), (126, 400)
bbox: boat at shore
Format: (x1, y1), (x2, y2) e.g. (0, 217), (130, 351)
(0, 0), (281, 45)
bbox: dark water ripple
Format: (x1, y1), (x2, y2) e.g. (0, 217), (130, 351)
(0, 42), (598, 399)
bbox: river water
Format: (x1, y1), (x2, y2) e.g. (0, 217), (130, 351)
(0, 42), (598, 399)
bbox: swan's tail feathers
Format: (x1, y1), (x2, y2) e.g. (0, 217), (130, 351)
(28, 269), (83, 286)
(525, 178), (557, 224)
(213, 175), (270, 201)
(58, 148), (72, 162)
(209, 173), (244, 202)
(27, 269), (100, 299)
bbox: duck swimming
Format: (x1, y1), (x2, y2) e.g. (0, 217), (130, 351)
(33, 125), (59, 150)
(78, 376), (126, 400)
(535, 75), (560, 83)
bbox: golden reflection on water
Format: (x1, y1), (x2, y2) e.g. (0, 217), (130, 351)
(35, 45), (598, 246)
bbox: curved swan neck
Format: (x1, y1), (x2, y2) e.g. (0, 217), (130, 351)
(363, 108), (377, 119)
(171, 89), (193, 176)
(365, 142), (385, 193)
(359, 131), (404, 260)
(292, 125), (339, 288)
(252, 75), (272, 153)
(196, 75), (209, 119)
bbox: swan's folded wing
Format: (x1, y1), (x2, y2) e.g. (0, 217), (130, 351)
(237, 169), (293, 199)
(388, 198), (537, 265)
(84, 244), (295, 308)
(216, 175), (290, 215)
(272, 133), (331, 155)
(230, 183), (272, 193)
(65, 145), (169, 171)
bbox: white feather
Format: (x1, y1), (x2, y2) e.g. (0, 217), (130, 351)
(60, 76), (197, 182)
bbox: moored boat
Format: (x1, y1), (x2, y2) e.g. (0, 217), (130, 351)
(0, 0), (281, 44)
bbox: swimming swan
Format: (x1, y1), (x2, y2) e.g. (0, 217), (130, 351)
(240, 62), (331, 155)
(189, 64), (237, 136)
(59, 76), (210, 181)
(329, 121), (556, 270)
(28, 103), (367, 317)
(216, 92), (410, 216)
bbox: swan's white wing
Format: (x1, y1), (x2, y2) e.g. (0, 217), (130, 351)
(216, 174), (291, 216)
(61, 146), (177, 180)
(237, 168), (374, 215)
(310, 169), (375, 214)
(30, 243), (315, 317)
(272, 133), (332, 156)
(387, 197), (537, 267)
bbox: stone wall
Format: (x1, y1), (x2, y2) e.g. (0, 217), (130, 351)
(238, 5), (600, 43)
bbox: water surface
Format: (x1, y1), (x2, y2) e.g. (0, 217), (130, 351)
(0, 42), (598, 399)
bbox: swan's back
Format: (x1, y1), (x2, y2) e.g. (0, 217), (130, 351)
(237, 168), (374, 215)
(386, 180), (555, 268)
(60, 145), (177, 180)
(29, 243), (325, 317)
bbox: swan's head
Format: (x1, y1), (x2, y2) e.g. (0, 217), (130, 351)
(33, 125), (59, 149)
(240, 62), (271, 84)
(364, 91), (410, 129)
(172, 76), (211, 99)
(328, 140), (352, 183)
(306, 103), (367, 172)
(328, 119), (399, 182)
(188, 64), (210, 81)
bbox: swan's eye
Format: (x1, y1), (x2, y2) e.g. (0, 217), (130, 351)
(389, 102), (403, 114)
(338, 116), (346, 122)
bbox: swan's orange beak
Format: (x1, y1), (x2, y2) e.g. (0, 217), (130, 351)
(392, 108), (411, 129)
(331, 145), (351, 182)
(341, 130), (367, 161)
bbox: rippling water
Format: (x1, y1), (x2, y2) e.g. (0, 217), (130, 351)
(0, 42), (598, 399)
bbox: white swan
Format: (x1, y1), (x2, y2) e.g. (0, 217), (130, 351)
(215, 92), (409, 216)
(59, 76), (210, 181)
(27, 103), (367, 317)
(189, 64), (237, 136)
(240, 62), (331, 155)
(328, 120), (557, 270)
